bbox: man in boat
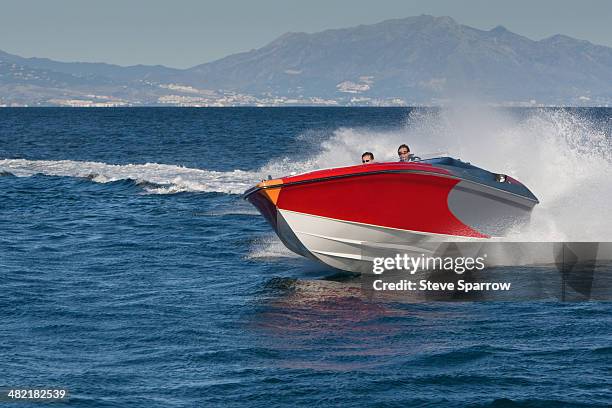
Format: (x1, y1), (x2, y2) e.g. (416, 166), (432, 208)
(361, 152), (375, 164)
(398, 144), (420, 162)
(398, 144), (411, 162)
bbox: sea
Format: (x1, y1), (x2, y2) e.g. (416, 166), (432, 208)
(1, 107), (611, 407)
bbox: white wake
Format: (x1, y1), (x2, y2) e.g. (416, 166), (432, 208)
(0, 159), (257, 195)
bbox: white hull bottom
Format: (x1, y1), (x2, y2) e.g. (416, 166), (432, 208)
(276, 209), (612, 274)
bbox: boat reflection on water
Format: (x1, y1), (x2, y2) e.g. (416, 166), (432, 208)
(251, 275), (463, 371)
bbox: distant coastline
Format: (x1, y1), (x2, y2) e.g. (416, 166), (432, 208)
(2, 15), (612, 107)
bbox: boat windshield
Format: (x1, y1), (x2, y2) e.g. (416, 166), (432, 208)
(420, 156), (478, 169)
(408, 151), (449, 161)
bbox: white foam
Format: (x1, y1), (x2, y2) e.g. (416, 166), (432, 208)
(0, 159), (258, 195)
(247, 234), (299, 259)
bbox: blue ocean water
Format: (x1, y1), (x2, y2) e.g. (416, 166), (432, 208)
(1, 107), (611, 407)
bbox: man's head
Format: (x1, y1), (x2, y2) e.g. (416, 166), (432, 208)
(361, 152), (374, 164)
(398, 144), (410, 161)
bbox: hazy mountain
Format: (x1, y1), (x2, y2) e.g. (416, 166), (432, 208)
(2, 15), (612, 106)
(187, 15), (612, 104)
(0, 49), (182, 83)
(0, 50), (190, 106)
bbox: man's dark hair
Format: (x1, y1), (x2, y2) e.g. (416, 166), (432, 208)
(361, 152), (374, 160)
(398, 144), (410, 153)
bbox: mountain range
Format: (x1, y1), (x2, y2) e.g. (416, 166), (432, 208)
(2, 15), (612, 106)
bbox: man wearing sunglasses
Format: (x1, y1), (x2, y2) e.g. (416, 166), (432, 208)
(361, 152), (375, 164)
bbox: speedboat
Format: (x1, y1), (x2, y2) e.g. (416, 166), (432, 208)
(244, 157), (539, 273)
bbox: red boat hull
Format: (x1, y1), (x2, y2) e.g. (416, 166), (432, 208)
(245, 160), (539, 273)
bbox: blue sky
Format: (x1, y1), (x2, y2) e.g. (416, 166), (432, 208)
(2, 0), (611, 68)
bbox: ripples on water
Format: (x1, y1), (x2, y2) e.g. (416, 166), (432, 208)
(1, 108), (611, 407)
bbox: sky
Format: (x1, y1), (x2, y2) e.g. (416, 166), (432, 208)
(1, 0), (611, 68)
